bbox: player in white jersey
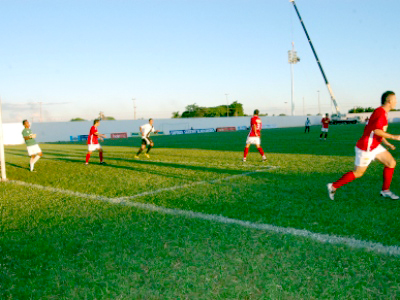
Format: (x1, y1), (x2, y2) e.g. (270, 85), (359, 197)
(135, 118), (159, 158)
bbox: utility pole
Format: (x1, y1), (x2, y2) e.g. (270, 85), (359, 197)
(132, 98), (137, 120)
(38, 101), (43, 122)
(225, 93), (229, 117)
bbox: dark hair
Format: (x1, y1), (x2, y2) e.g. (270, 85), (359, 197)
(93, 119), (100, 125)
(22, 119), (28, 125)
(254, 109), (259, 115)
(381, 91), (395, 105)
(149, 118), (153, 122)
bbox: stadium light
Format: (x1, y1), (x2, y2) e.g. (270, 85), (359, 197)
(288, 42), (300, 116)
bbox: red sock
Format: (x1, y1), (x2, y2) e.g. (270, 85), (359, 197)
(332, 171), (356, 189)
(257, 147), (265, 156)
(86, 153), (91, 163)
(99, 151), (103, 162)
(382, 167), (395, 191)
(244, 148), (249, 158)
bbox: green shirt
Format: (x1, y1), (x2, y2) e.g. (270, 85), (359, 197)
(22, 128), (37, 147)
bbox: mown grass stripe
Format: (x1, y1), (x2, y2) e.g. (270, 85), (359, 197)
(8, 175), (400, 257)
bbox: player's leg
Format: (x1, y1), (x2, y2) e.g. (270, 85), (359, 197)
(30, 145), (43, 171)
(31, 151), (42, 164)
(375, 150), (398, 199)
(256, 144), (267, 161)
(327, 147), (370, 200)
(136, 140), (147, 158)
(243, 144), (250, 161)
(99, 148), (105, 164)
(30, 155), (36, 171)
(86, 150), (92, 164)
(320, 130), (323, 139)
(146, 141), (154, 153)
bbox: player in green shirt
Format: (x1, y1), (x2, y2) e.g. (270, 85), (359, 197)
(22, 120), (43, 172)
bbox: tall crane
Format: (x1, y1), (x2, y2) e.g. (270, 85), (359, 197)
(289, 0), (341, 117)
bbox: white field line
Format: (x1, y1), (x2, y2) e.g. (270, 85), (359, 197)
(8, 169), (400, 257)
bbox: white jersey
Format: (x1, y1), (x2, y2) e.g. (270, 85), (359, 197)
(141, 123), (155, 138)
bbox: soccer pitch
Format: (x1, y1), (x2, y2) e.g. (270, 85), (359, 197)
(1, 125), (400, 299)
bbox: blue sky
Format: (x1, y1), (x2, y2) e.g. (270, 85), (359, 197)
(1, 0), (399, 122)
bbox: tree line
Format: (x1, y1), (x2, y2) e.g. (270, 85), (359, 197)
(348, 106), (400, 113)
(172, 101), (246, 118)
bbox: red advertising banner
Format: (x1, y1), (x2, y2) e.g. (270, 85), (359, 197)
(216, 127), (236, 132)
(111, 132), (128, 139)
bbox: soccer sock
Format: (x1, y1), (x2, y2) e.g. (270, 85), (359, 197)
(146, 145), (153, 153)
(325, 133), (328, 139)
(257, 147), (265, 157)
(382, 167), (395, 191)
(137, 148), (143, 155)
(320, 133), (323, 138)
(99, 151), (103, 162)
(30, 157), (34, 170)
(332, 171), (356, 189)
(243, 148), (249, 158)
(86, 153), (91, 163)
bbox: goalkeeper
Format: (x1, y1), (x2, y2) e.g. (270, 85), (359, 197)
(22, 119), (43, 172)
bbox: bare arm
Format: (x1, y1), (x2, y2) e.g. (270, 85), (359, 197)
(253, 124), (259, 137)
(374, 129), (400, 141)
(94, 132), (106, 138)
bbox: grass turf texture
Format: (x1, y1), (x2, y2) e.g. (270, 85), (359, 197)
(1, 124), (400, 299)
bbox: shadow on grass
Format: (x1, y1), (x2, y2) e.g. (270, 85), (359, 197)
(5, 149), (246, 176)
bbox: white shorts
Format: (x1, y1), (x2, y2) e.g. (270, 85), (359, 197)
(355, 145), (387, 167)
(321, 128), (329, 132)
(88, 144), (102, 152)
(27, 144), (42, 156)
(246, 137), (261, 145)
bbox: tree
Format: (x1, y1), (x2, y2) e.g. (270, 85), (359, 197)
(70, 118), (86, 122)
(185, 103), (199, 113)
(229, 101), (244, 116)
(178, 101), (245, 118)
(172, 111), (180, 118)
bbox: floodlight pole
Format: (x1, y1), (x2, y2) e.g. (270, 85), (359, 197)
(288, 42), (300, 116)
(0, 98), (7, 181)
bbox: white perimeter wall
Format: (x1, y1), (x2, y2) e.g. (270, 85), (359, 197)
(4, 112), (400, 145)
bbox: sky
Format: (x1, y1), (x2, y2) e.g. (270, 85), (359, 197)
(0, 0), (399, 123)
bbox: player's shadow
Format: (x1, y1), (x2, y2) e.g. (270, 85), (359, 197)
(6, 148), (245, 175)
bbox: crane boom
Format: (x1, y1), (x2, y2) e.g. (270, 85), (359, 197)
(289, 0), (341, 116)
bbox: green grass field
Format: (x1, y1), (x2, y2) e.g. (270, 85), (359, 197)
(1, 124), (400, 299)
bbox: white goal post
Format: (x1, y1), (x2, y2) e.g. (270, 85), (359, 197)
(0, 99), (7, 181)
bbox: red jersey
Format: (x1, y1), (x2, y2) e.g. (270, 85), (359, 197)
(88, 126), (99, 145)
(321, 117), (330, 129)
(248, 115), (262, 137)
(356, 106), (387, 151)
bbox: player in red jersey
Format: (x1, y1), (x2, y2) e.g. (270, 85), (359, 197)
(85, 119), (107, 165)
(243, 109), (267, 162)
(327, 91), (400, 200)
(320, 113), (330, 140)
